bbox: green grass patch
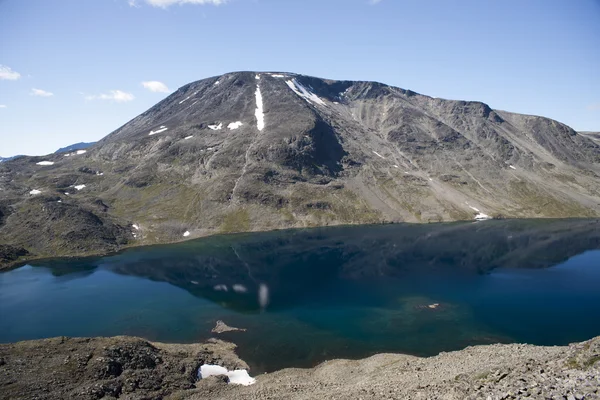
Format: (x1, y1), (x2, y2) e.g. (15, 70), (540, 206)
(219, 209), (250, 233)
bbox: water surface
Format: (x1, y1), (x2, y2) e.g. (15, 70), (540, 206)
(1, 219), (600, 373)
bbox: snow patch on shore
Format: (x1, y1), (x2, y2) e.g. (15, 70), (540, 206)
(468, 205), (491, 220)
(198, 365), (256, 386)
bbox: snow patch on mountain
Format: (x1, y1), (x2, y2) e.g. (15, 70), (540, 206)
(228, 121), (243, 130)
(63, 149), (88, 157)
(285, 79), (326, 106)
(255, 86), (265, 131)
(36, 161), (54, 166)
(149, 127), (168, 136)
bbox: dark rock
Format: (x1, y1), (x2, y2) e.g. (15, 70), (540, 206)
(0, 244), (29, 264)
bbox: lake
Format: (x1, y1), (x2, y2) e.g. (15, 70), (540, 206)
(1, 219), (600, 374)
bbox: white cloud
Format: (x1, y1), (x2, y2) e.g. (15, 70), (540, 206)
(85, 90), (135, 102)
(369, 0), (383, 4)
(142, 81), (170, 93)
(31, 88), (54, 97)
(0, 65), (21, 80)
(135, 0), (226, 8)
(0, 105), (6, 108)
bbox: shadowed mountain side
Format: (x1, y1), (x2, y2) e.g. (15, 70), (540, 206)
(1, 71), (599, 266)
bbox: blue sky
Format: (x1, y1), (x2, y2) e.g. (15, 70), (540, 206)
(1, 0), (599, 156)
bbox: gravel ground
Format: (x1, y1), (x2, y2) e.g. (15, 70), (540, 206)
(3, 334), (597, 399)
(183, 337), (600, 400)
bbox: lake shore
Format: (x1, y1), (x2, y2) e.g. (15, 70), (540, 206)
(1, 335), (598, 400)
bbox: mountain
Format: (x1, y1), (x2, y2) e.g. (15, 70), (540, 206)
(0, 71), (599, 267)
(0, 142), (94, 164)
(0, 155), (23, 163)
(54, 142), (96, 155)
(579, 131), (600, 144)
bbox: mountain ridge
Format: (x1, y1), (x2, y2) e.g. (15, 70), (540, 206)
(0, 71), (599, 267)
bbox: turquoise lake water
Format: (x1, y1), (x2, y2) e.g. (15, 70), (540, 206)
(1, 219), (600, 373)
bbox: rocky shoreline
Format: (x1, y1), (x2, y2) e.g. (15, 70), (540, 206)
(1, 335), (598, 400)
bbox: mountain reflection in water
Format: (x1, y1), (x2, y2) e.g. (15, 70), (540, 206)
(90, 219), (600, 311)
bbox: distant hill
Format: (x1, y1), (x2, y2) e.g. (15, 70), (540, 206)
(55, 142), (95, 154)
(0, 155), (23, 163)
(0, 142), (95, 163)
(579, 131), (600, 144)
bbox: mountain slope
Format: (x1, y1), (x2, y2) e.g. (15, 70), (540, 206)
(0, 71), (599, 266)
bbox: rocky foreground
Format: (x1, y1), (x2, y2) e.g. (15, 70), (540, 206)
(1, 336), (598, 400)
